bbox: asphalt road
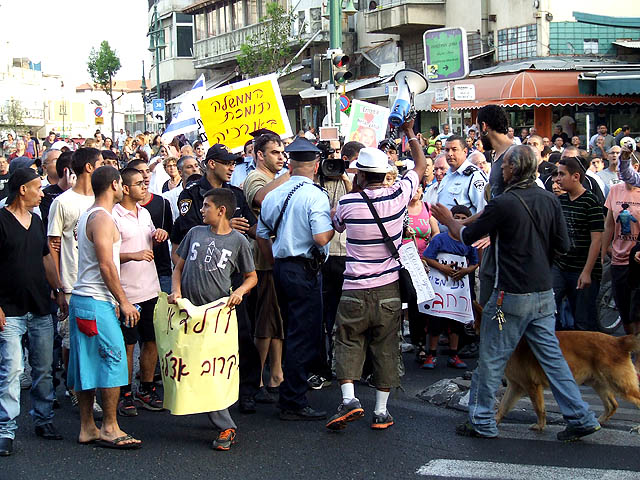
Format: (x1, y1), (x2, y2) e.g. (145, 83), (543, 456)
(3, 352), (640, 480)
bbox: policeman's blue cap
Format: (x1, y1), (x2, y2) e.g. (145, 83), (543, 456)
(284, 136), (320, 162)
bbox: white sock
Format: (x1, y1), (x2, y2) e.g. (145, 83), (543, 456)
(341, 383), (355, 403)
(374, 390), (390, 415)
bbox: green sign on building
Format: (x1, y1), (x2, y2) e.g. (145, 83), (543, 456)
(423, 27), (469, 83)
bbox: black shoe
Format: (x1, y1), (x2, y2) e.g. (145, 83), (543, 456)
(279, 406), (327, 421)
(459, 343), (479, 359)
(455, 422), (495, 439)
(307, 374), (332, 390)
(0, 438), (13, 456)
(35, 423), (63, 440)
(239, 395), (256, 414)
(326, 399), (364, 431)
(254, 387), (276, 404)
(557, 424), (601, 442)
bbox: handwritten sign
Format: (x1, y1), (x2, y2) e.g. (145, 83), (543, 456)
(419, 252), (473, 323)
(153, 292), (239, 415)
(398, 242), (435, 306)
(197, 74), (293, 153)
(345, 100), (390, 149)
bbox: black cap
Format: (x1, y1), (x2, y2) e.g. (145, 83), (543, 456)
(249, 128), (278, 138)
(8, 156), (39, 174)
(204, 144), (242, 164)
(284, 136), (320, 162)
(6, 167), (40, 205)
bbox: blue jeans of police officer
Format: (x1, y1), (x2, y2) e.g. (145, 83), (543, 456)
(274, 257), (323, 411)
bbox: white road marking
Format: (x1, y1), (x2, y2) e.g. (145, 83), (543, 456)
(416, 459), (640, 479)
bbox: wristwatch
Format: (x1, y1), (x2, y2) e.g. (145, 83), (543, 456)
(53, 288), (63, 295)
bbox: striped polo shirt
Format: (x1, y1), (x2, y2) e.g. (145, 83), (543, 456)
(333, 169), (419, 290)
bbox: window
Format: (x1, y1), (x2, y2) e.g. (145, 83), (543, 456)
(176, 13), (192, 23)
(247, 0), (258, 25)
(177, 26), (193, 57)
(206, 8), (216, 37)
(584, 39), (599, 54)
(497, 24), (537, 61)
(233, 0), (245, 30)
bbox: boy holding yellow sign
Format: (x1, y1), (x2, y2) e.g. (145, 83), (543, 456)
(169, 188), (257, 451)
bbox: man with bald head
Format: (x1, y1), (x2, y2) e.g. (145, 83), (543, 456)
(425, 154), (448, 206)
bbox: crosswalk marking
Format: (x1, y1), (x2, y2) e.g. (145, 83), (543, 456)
(416, 459), (640, 479)
(495, 423), (640, 446)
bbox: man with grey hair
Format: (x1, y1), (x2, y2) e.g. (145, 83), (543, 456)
(40, 149), (61, 189)
(161, 155), (201, 221)
(432, 145), (601, 442)
(597, 145), (622, 197)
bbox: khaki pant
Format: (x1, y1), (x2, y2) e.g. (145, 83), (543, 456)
(334, 281), (401, 388)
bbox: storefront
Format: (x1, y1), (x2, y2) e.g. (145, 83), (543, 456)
(429, 70), (640, 142)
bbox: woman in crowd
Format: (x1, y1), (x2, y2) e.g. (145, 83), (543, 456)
(104, 137), (114, 151)
(426, 126), (439, 155)
(8, 139), (31, 161)
(151, 135), (163, 156)
(162, 157), (181, 192)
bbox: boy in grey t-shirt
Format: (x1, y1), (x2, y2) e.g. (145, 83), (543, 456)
(169, 188), (257, 451)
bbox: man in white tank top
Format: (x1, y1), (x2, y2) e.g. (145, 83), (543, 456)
(67, 166), (142, 449)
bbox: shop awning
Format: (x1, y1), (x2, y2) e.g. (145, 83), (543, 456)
(578, 71), (640, 96)
(429, 70), (640, 112)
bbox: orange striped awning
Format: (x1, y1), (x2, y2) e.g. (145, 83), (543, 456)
(429, 70), (639, 111)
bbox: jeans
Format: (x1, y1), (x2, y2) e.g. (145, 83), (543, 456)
(0, 313), (55, 439)
(158, 275), (172, 295)
(552, 266), (599, 331)
(468, 289), (599, 437)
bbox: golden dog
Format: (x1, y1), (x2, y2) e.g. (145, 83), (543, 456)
(495, 331), (640, 432)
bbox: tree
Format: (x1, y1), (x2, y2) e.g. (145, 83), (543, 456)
(87, 40), (122, 140)
(1, 98), (25, 135)
(237, 2), (297, 78)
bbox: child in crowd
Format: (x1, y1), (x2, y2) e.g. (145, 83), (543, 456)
(422, 205), (478, 370)
(169, 188), (257, 451)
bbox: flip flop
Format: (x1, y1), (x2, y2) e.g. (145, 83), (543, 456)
(96, 434), (142, 450)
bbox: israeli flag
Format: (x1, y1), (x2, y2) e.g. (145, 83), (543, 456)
(161, 74), (206, 144)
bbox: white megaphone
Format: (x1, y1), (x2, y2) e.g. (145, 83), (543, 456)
(620, 136), (637, 151)
(388, 69), (428, 128)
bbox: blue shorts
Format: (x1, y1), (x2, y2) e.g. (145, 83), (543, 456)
(67, 294), (128, 391)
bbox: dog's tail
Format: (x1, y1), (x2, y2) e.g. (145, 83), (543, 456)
(618, 333), (640, 354)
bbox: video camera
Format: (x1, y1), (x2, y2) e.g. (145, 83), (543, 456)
(317, 140), (346, 178)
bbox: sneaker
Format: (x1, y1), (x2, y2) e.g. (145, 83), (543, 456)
(448, 355), (468, 369)
(117, 391), (138, 417)
(421, 355), (436, 370)
(556, 424), (601, 442)
(135, 386), (164, 411)
(455, 421), (496, 438)
(401, 341), (415, 353)
(212, 428), (237, 451)
(69, 390), (78, 408)
(93, 400), (103, 420)
(371, 411), (394, 430)
(326, 399), (365, 431)
(459, 343), (479, 359)
(307, 375), (332, 390)
(19, 372), (31, 390)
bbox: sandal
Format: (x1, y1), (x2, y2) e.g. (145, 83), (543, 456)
(415, 347), (427, 364)
(96, 434), (142, 450)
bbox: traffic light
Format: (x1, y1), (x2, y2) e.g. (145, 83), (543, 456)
(332, 52), (353, 85)
(301, 54), (322, 90)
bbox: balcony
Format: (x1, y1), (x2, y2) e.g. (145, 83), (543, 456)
(149, 57), (197, 90)
(192, 19), (327, 69)
(364, 0), (446, 35)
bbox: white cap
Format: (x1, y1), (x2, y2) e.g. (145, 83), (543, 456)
(50, 140), (68, 150)
(355, 147), (391, 174)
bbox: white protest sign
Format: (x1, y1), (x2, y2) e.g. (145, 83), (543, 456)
(398, 242), (435, 305)
(419, 252), (474, 324)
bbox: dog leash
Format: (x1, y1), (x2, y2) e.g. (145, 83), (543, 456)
(493, 290), (506, 331)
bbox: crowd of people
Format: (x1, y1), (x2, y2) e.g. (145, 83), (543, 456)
(0, 104), (639, 457)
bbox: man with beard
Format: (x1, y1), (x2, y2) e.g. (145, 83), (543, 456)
(477, 105), (516, 200)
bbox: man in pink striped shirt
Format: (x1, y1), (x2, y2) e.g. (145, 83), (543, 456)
(327, 119), (426, 432)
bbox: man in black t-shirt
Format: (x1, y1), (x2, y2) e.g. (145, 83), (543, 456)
(0, 168), (67, 456)
(126, 159), (173, 293)
(41, 151), (74, 227)
(553, 157), (603, 331)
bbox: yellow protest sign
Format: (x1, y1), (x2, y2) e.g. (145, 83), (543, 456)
(196, 73), (293, 153)
(153, 292), (239, 415)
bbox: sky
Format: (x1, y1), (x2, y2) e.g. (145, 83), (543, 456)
(0, 0), (151, 86)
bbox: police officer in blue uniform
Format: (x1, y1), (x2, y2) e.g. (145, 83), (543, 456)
(256, 136), (334, 420)
(170, 143), (262, 413)
(437, 134), (488, 215)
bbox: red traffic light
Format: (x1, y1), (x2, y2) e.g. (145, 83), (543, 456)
(333, 54), (350, 68)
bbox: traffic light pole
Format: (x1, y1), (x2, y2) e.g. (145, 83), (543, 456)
(328, 0), (341, 129)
